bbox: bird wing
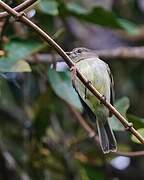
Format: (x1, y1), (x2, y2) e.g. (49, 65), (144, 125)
(76, 58), (111, 114)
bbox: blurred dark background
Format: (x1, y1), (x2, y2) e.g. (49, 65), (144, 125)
(1, 0), (144, 179)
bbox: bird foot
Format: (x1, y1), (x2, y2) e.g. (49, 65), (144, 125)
(85, 80), (92, 99)
(100, 95), (107, 104)
(125, 122), (133, 131)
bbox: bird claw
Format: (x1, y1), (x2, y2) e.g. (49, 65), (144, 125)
(85, 80), (92, 99)
(100, 95), (107, 104)
(125, 122), (133, 131)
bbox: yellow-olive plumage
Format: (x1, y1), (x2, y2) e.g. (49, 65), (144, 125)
(68, 48), (117, 153)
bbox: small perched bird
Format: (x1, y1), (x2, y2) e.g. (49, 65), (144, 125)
(67, 47), (117, 153)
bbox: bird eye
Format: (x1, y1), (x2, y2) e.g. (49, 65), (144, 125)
(77, 49), (82, 53)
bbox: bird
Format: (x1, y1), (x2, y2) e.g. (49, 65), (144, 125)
(67, 47), (117, 153)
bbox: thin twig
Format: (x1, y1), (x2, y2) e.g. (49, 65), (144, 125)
(27, 46), (144, 64)
(0, 0), (37, 18)
(116, 150), (144, 157)
(0, 1), (144, 144)
(96, 47), (144, 61)
(0, 141), (30, 179)
(68, 104), (97, 140)
(68, 104), (144, 157)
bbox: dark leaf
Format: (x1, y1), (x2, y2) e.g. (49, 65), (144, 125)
(0, 39), (44, 72)
(127, 114), (144, 129)
(131, 128), (144, 144)
(39, 0), (59, 16)
(110, 97), (130, 131)
(48, 69), (83, 111)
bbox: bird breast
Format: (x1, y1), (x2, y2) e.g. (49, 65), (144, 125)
(75, 57), (111, 114)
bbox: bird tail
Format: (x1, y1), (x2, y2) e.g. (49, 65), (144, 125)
(96, 117), (117, 154)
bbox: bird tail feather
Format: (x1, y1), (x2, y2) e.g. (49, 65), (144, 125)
(96, 117), (117, 154)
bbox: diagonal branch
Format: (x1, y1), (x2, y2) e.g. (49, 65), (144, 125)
(0, 0), (37, 18)
(27, 46), (144, 64)
(0, 1), (144, 144)
(96, 47), (144, 61)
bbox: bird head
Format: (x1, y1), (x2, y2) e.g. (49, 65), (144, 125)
(66, 47), (98, 63)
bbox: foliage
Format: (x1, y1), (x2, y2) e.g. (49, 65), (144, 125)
(0, 0), (144, 179)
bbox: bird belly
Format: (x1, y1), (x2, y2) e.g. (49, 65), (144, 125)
(75, 58), (110, 115)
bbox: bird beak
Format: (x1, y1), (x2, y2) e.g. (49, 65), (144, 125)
(65, 51), (72, 55)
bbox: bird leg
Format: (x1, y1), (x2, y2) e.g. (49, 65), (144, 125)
(85, 80), (92, 99)
(100, 95), (107, 104)
(70, 65), (77, 89)
(125, 122), (133, 131)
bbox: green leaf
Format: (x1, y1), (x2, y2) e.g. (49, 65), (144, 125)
(59, 2), (138, 31)
(39, 0), (59, 16)
(0, 78), (16, 105)
(127, 114), (144, 129)
(66, 3), (88, 14)
(82, 164), (105, 180)
(59, 3), (122, 28)
(131, 128), (144, 144)
(33, 91), (52, 139)
(110, 97), (130, 131)
(8, 60), (31, 72)
(118, 18), (139, 35)
(0, 39), (44, 72)
(48, 69), (83, 111)
(74, 7), (122, 28)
